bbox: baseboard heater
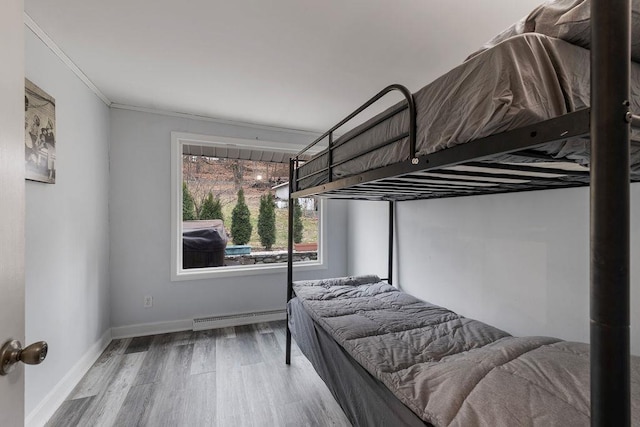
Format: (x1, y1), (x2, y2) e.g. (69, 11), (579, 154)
(192, 309), (286, 331)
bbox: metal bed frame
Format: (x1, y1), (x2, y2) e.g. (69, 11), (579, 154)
(286, 1), (636, 425)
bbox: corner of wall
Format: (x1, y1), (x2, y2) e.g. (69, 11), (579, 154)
(25, 329), (112, 427)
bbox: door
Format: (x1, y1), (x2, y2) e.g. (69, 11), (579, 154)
(1, 0), (26, 425)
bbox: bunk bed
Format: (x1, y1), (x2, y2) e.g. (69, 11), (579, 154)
(285, 1), (639, 426)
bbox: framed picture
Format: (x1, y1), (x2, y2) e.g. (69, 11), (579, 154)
(25, 79), (56, 183)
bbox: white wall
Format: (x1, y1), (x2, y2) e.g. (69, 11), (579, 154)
(109, 108), (348, 328)
(24, 28), (111, 415)
(347, 200), (391, 279)
(347, 184), (640, 355)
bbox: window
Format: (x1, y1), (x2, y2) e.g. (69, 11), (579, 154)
(171, 132), (326, 280)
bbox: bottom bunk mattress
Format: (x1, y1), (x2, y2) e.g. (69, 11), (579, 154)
(289, 275), (640, 427)
(289, 296), (429, 427)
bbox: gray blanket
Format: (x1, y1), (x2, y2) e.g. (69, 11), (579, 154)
(293, 275), (640, 426)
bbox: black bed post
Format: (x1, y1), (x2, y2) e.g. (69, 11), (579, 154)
(388, 201), (394, 286)
(590, 0), (631, 425)
(286, 157), (295, 365)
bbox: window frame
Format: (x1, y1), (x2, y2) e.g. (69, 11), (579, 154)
(170, 131), (327, 281)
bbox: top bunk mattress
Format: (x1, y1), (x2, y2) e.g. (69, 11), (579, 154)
(297, 32), (640, 191)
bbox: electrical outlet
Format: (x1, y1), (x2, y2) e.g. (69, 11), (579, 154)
(144, 295), (153, 308)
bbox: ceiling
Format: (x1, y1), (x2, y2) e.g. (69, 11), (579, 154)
(24, 0), (542, 134)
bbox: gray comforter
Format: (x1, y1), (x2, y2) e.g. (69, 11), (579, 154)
(293, 275), (640, 426)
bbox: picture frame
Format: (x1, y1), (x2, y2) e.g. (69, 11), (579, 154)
(25, 79), (56, 183)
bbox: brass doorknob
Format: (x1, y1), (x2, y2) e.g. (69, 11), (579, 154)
(0, 340), (48, 376)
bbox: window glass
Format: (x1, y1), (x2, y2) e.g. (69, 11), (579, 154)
(171, 133), (325, 280)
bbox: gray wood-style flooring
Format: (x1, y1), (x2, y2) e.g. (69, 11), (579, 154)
(46, 321), (351, 427)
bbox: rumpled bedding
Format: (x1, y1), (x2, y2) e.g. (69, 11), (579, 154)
(293, 275), (640, 426)
(467, 0), (640, 62)
(297, 33), (640, 190)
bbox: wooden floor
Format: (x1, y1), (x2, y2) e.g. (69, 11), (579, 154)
(46, 321), (351, 427)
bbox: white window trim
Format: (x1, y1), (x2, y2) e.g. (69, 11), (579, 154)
(171, 131), (327, 281)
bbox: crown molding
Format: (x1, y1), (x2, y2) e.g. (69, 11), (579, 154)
(24, 12), (111, 106)
(111, 103), (323, 138)
(24, 13), (324, 138)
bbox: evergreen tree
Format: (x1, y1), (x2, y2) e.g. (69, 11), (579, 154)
(211, 195), (224, 222)
(183, 182), (196, 220)
(293, 199), (304, 244)
(231, 188), (252, 245)
(200, 191), (224, 221)
(258, 193), (276, 250)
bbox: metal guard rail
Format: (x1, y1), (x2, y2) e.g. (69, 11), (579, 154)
(291, 84), (416, 193)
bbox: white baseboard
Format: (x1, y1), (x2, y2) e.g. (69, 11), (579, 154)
(111, 319), (193, 339)
(26, 314), (288, 425)
(193, 310), (286, 331)
(112, 312), (287, 339)
(25, 329), (112, 427)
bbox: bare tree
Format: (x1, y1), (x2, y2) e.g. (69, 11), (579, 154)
(231, 160), (244, 190)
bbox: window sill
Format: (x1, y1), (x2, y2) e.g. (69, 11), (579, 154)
(171, 260), (327, 281)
